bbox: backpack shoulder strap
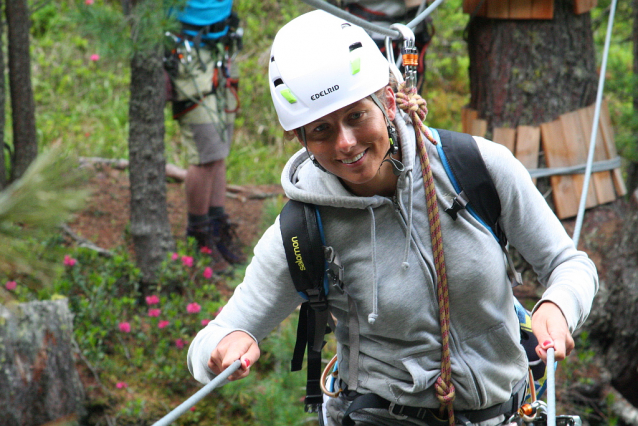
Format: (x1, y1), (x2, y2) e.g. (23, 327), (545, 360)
(279, 200), (331, 410)
(280, 200), (328, 304)
(435, 128), (507, 247)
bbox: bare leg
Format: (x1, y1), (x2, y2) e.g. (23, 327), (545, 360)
(184, 159), (225, 215)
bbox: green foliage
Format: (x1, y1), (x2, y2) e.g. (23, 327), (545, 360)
(0, 144), (88, 295)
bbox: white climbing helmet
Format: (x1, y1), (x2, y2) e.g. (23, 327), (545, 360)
(269, 10), (390, 131)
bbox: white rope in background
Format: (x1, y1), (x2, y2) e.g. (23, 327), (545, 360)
(572, 0), (618, 247)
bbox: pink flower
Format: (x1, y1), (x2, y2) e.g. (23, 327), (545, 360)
(175, 338), (186, 349)
(158, 320), (170, 329)
(214, 306), (223, 317)
(201, 319), (211, 326)
(118, 322), (131, 333)
(5, 281), (17, 291)
(116, 382), (128, 389)
(171, 252), (179, 261)
(63, 255), (77, 266)
(145, 295), (160, 305)
(148, 308), (161, 317)
(85, 0), (94, 4)
(202, 267), (213, 279)
(90, 54), (100, 62)
(187, 302), (201, 314)
(200, 246), (212, 254)
(181, 255), (193, 267)
(190, 407), (196, 412)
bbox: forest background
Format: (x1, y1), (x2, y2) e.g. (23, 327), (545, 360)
(1, 0), (637, 425)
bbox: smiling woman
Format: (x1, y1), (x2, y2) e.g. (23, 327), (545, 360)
(186, 9), (598, 426)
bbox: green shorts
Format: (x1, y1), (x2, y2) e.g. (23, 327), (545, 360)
(170, 45), (238, 165)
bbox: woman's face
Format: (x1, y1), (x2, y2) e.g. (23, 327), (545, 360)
(300, 86), (397, 196)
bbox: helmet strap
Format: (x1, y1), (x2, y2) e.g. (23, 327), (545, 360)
(369, 93), (399, 156)
(298, 126), (327, 173)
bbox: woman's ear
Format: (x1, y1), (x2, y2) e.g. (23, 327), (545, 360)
(385, 85), (397, 121)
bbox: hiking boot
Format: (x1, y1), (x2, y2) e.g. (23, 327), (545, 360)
(186, 225), (231, 273)
(210, 214), (247, 264)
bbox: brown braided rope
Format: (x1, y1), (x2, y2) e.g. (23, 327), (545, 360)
(396, 82), (456, 425)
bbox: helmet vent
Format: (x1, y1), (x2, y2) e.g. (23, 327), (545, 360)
(349, 42), (363, 52)
(341, 23), (351, 29)
(271, 56), (275, 62)
(273, 78), (284, 87)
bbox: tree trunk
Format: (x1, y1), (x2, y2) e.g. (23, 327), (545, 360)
(6, 0), (37, 182)
(466, 0), (598, 133)
(627, 0), (638, 194)
(0, 0), (6, 190)
(128, 45), (174, 282)
(0, 299), (85, 426)
(584, 200), (638, 407)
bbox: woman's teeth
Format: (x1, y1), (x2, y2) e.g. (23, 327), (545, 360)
(341, 152), (364, 164)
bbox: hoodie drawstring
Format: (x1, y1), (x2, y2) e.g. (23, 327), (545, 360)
(400, 170), (414, 270)
(366, 206), (379, 325)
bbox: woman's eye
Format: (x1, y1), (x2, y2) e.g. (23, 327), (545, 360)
(312, 124), (328, 133)
(350, 111), (364, 121)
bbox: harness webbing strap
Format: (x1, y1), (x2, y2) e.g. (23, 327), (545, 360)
(437, 129), (506, 247)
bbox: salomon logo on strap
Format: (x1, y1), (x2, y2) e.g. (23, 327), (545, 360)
(291, 236), (306, 271)
(310, 85), (339, 101)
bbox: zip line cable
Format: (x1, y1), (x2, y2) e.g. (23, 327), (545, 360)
(572, 0), (618, 248)
(151, 360), (242, 426)
(300, 0), (444, 40)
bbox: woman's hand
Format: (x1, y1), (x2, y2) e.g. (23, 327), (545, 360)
(208, 331), (261, 381)
(531, 301), (575, 364)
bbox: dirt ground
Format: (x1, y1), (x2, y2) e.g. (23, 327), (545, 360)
(67, 165), (285, 254)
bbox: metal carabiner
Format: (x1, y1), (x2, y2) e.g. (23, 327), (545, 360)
(389, 23), (418, 90)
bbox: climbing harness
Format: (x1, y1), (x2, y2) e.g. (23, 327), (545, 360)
(163, 12), (243, 143)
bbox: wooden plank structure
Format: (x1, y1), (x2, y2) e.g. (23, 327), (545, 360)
(460, 102), (625, 219)
(462, 0), (596, 19)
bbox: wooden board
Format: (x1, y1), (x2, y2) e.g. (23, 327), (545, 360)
(463, 0), (488, 15)
(577, 104), (617, 204)
(509, 0), (534, 19)
(574, 0), (597, 15)
(541, 117), (596, 219)
(493, 127), (516, 153)
(599, 100), (627, 196)
(514, 125), (540, 183)
(470, 118), (488, 138)
(559, 110), (599, 209)
(487, 0), (510, 18)
(531, 0), (554, 19)
(461, 107), (478, 134)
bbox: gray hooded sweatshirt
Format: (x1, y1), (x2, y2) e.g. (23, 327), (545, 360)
(187, 110), (598, 412)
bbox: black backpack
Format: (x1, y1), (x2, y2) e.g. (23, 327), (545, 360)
(279, 129), (543, 412)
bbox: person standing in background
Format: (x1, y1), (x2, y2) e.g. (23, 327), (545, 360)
(166, 0), (246, 272)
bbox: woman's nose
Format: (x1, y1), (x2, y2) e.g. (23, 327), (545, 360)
(335, 126), (356, 152)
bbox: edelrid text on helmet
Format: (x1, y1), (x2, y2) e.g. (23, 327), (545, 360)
(310, 85), (340, 101)
(269, 10), (389, 131)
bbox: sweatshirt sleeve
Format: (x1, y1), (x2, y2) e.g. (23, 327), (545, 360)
(475, 137), (599, 333)
(187, 217), (305, 384)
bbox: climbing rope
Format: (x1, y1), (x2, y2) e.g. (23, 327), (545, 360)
(396, 82), (455, 425)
